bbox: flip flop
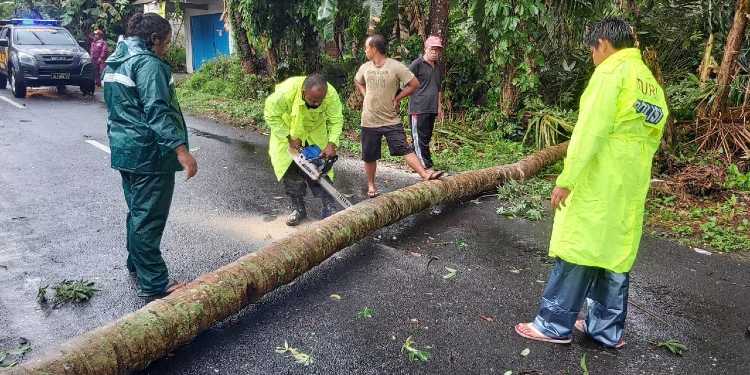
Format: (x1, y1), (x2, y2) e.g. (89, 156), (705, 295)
(425, 170), (445, 181)
(367, 190), (380, 198)
(514, 323), (572, 344)
(574, 320), (626, 349)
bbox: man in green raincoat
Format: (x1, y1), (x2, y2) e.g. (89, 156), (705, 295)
(264, 74), (344, 226)
(104, 13), (197, 298)
(515, 17), (668, 348)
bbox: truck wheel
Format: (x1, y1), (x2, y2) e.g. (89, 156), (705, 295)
(80, 81), (95, 96)
(10, 68), (26, 99)
(0, 74), (7, 89)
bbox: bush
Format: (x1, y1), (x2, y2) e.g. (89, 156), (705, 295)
(182, 56), (272, 101)
(164, 46), (187, 73)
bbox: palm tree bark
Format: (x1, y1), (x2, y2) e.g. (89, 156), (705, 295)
(710, 0), (749, 115)
(7, 143), (568, 375)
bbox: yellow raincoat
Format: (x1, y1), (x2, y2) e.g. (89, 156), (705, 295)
(549, 48), (668, 273)
(264, 76), (344, 181)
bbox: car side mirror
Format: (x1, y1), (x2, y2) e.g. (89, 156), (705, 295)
(0, 39), (8, 47)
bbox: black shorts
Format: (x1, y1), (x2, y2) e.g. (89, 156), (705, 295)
(361, 124), (414, 162)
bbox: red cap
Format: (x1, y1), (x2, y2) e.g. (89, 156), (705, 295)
(425, 35), (443, 48)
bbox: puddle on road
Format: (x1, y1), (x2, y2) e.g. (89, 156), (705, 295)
(189, 128), (258, 153)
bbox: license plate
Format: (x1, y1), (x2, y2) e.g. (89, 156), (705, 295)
(51, 73), (70, 79)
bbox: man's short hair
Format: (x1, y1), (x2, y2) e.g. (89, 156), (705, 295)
(367, 34), (387, 55)
(303, 73), (328, 92)
(583, 17), (635, 49)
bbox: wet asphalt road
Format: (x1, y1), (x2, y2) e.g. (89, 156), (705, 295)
(0, 86), (749, 374)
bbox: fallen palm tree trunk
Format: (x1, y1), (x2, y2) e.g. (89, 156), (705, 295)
(8, 143), (568, 375)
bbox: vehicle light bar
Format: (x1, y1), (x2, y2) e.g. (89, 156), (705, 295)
(0, 19), (62, 26)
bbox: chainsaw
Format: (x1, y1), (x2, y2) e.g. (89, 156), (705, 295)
(290, 145), (353, 209)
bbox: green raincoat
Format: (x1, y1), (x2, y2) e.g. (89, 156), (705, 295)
(549, 48), (668, 273)
(264, 76), (344, 181)
(103, 37), (189, 296)
(104, 37), (188, 174)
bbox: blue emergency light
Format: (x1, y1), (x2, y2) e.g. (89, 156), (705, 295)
(3, 18), (61, 26)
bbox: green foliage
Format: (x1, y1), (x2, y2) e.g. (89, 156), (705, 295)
(275, 341), (314, 366)
(651, 339), (687, 356)
(0, 342), (31, 368)
(496, 178), (554, 221)
(401, 336), (430, 363)
(580, 353), (589, 375)
(475, 0), (547, 104)
(356, 307), (374, 319)
(724, 164), (750, 190)
(51, 279), (99, 307)
(521, 97), (575, 150)
(61, 0), (134, 42)
(184, 56), (272, 101)
(164, 45), (187, 73)
(700, 218), (750, 252)
(666, 74), (715, 121)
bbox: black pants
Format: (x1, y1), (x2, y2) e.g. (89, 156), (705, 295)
(410, 113), (437, 169)
(282, 163), (328, 199)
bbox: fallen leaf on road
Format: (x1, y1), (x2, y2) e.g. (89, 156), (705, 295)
(329, 294), (342, 300)
(443, 267), (457, 279)
(509, 269), (521, 274)
(480, 315), (495, 322)
(520, 348), (530, 357)
(693, 248), (712, 255)
(409, 252), (422, 257)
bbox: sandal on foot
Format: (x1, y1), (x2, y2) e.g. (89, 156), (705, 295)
(575, 320), (626, 349)
(514, 323), (572, 344)
(367, 190), (380, 198)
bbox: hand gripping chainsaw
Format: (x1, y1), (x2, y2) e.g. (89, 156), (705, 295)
(290, 145), (353, 209)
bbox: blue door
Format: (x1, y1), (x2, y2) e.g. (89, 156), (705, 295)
(191, 13), (230, 71)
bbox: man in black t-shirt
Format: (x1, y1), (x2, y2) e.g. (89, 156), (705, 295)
(408, 35), (444, 171)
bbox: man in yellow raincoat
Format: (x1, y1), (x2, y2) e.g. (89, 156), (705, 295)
(264, 74), (343, 226)
(515, 17), (668, 348)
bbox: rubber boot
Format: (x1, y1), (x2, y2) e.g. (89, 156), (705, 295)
(320, 195), (339, 219)
(286, 197), (307, 226)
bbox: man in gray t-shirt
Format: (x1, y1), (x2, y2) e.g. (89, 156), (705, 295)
(408, 35), (444, 170)
(354, 34), (444, 198)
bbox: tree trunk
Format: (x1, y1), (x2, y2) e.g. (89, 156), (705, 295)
(710, 0), (749, 116)
(229, 8), (257, 74)
(301, 16), (321, 73)
(699, 33), (715, 86)
(501, 65), (519, 117)
(266, 39), (279, 77)
(10, 144), (568, 375)
(428, 0), (450, 40)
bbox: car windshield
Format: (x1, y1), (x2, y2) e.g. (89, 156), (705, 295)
(14, 29), (76, 45)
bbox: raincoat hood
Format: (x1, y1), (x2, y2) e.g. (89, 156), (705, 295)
(106, 37), (155, 69)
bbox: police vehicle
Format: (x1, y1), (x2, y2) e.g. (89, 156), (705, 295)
(0, 18), (95, 98)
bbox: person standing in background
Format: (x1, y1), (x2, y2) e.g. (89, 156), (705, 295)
(90, 29), (109, 87)
(408, 35), (444, 172)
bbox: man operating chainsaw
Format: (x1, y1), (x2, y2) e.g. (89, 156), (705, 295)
(264, 74), (344, 226)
